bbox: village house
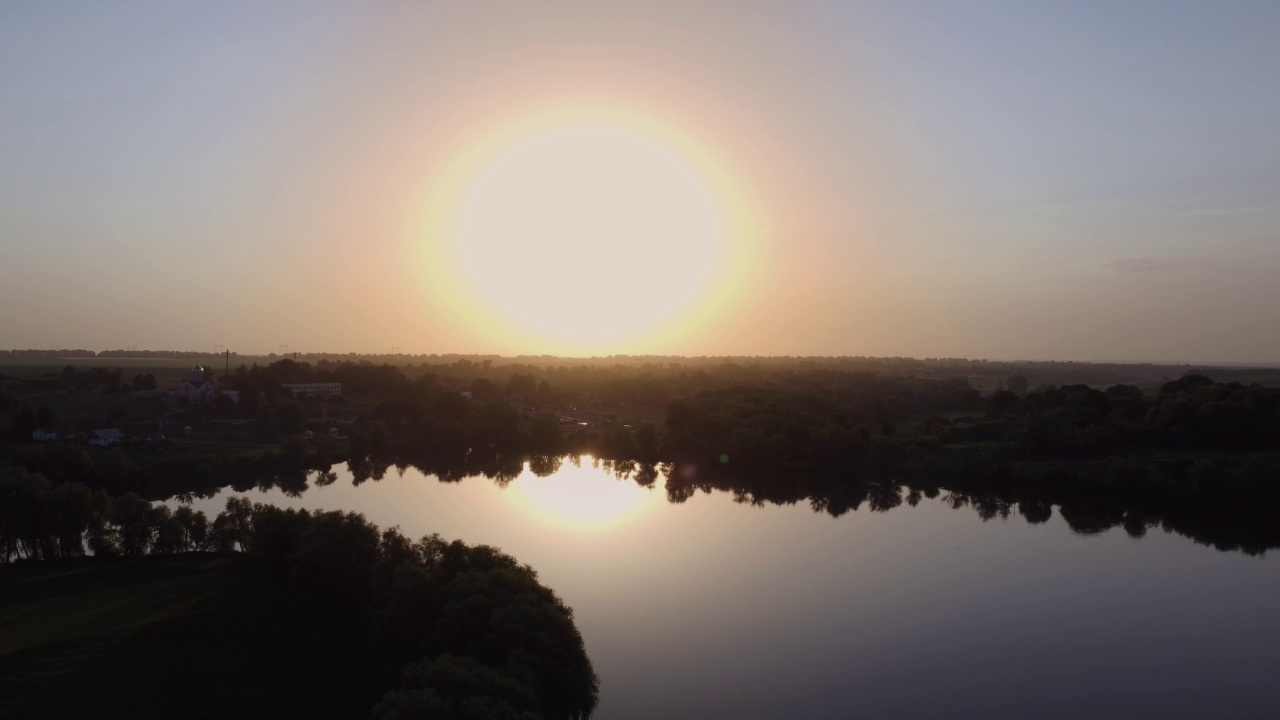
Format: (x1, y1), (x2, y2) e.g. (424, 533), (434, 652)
(31, 428), (61, 442)
(89, 428), (125, 447)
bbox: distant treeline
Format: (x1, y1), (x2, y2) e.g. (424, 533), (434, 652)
(0, 466), (598, 720)
(225, 360), (1280, 472)
(0, 348), (507, 364)
(5, 348), (1279, 385)
(659, 373), (1280, 467)
(5, 358), (1280, 554)
(11, 358), (1280, 494)
(0, 349), (101, 359)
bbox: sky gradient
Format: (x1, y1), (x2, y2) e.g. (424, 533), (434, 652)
(3, 1), (1279, 362)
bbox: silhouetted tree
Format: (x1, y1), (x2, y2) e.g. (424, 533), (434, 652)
(374, 655), (541, 720)
(113, 493), (154, 556)
(1007, 375), (1029, 395)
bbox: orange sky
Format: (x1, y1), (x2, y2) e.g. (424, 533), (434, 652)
(3, 2), (1280, 362)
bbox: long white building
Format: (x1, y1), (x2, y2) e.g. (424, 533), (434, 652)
(282, 382), (343, 398)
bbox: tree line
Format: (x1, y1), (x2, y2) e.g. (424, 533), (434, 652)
(6, 360), (1279, 554)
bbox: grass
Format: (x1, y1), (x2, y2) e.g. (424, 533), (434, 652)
(0, 555), (385, 719)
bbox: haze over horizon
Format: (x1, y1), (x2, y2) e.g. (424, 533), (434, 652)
(4, 1), (1280, 363)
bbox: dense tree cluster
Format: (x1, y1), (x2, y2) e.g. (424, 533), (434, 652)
(246, 505), (598, 720)
(657, 375), (1280, 484)
(969, 375), (1280, 459)
(0, 471), (598, 720)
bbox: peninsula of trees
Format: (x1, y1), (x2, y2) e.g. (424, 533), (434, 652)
(0, 483), (598, 720)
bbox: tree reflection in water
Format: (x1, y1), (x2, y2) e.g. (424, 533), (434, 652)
(235, 449), (1279, 557)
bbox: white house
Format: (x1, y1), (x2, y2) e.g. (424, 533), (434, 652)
(89, 429), (125, 447)
(31, 428), (60, 442)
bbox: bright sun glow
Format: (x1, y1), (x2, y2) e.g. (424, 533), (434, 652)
(455, 124), (722, 345)
(421, 107), (754, 354)
(508, 458), (663, 530)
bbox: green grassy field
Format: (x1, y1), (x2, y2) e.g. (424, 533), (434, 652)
(0, 555), (384, 719)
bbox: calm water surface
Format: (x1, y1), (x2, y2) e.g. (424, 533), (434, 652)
(188, 459), (1280, 719)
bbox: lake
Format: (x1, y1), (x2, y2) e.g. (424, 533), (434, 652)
(187, 457), (1280, 719)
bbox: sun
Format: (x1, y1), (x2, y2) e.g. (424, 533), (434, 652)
(507, 457), (663, 531)
(422, 108), (749, 353)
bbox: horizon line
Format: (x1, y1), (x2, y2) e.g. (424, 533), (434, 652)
(2, 348), (1278, 369)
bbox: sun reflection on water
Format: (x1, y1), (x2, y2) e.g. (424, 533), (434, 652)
(508, 457), (664, 531)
